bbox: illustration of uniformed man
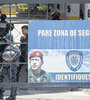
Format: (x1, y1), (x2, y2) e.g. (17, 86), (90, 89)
(28, 51), (53, 83)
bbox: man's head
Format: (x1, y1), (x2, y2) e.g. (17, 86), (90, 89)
(52, 11), (60, 20)
(29, 51), (43, 71)
(21, 25), (28, 35)
(0, 14), (7, 21)
(5, 33), (13, 43)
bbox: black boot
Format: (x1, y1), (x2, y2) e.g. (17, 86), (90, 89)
(0, 88), (4, 99)
(6, 96), (15, 100)
(6, 87), (17, 100)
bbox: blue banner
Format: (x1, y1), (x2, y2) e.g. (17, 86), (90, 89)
(28, 20), (90, 82)
(28, 20), (90, 50)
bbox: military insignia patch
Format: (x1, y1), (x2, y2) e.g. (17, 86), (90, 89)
(66, 51), (83, 71)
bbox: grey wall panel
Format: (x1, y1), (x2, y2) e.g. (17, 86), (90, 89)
(0, 0), (90, 4)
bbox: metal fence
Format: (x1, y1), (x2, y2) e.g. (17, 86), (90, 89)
(0, 4), (90, 88)
(0, 4), (55, 88)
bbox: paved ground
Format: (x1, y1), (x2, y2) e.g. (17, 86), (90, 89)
(3, 88), (90, 100)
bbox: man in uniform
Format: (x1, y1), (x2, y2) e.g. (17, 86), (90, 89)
(0, 14), (14, 77)
(0, 14), (14, 38)
(0, 14), (14, 100)
(0, 14), (14, 65)
(28, 51), (53, 83)
(1, 33), (21, 100)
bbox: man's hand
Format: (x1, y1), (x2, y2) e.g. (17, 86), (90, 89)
(0, 66), (3, 72)
(6, 57), (13, 62)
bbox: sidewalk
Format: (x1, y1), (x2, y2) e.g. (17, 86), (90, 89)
(4, 88), (90, 100)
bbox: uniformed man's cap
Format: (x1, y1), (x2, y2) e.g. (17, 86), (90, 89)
(0, 14), (7, 19)
(29, 51), (43, 60)
(4, 33), (13, 41)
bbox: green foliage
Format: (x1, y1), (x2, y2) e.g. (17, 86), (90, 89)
(18, 4), (28, 11)
(37, 4), (47, 12)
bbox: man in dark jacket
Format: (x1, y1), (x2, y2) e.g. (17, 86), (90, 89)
(20, 25), (28, 62)
(17, 25), (28, 82)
